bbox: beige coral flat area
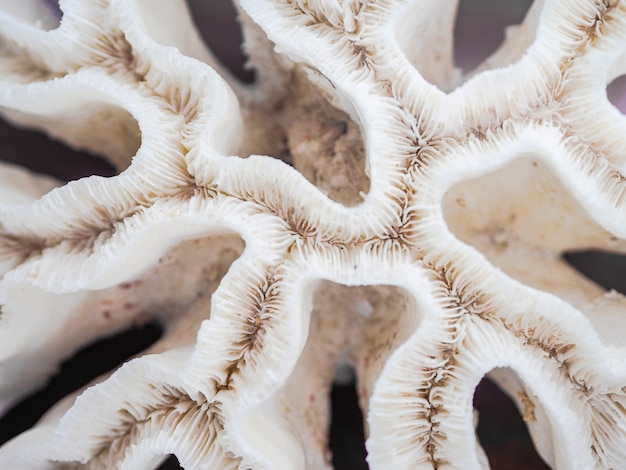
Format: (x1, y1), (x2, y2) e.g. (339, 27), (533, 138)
(1, 0), (626, 468)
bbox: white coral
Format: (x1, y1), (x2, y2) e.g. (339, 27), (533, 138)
(1, 0), (626, 468)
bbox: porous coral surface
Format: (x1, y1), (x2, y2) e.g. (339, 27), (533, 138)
(1, 0), (626, 468)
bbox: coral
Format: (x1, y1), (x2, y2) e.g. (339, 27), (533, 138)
(1, 0), (626, 468)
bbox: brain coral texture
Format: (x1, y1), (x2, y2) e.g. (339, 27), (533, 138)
(1, 0), (626, 468)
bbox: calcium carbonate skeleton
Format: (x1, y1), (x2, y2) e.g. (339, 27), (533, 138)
(1, 0), (626, 468)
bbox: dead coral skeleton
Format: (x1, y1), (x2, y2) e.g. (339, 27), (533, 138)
(1, 0), (626, 468)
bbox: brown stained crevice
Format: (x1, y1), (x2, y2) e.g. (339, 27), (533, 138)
(239, 276), (281, 351)
(608, 169), (626, 183)
(0, 232), (45, 261)
(285, 1), (334, 29)
(553, 1), (625, 99)
(262, 202), (324, 243)
(76, 205), (140, 237)
(284, 209), (322, 242)
(287, 0), (367, 36)
(80, 391), (238, 469)
(284, 3), (379, 75)
(212, 270), (283, 394)
(178, 183), (220, 201)
(279, 207), (359, 247)
(425, 259), (493, 319)
(497, 316), (591, 394)
(91, 32), (203, 126)
(403, 266), (476, 468)
(213, 362), (238, 393)
(0, 178), (232, 263)
(0, 201), (145, 263)
(416, 360), (454, 469)
(469, 127), (488, 141)
(0, 37), (65, 82)
(579, 0), (621, 48)
(90, 31), (146, 82)
(159, 86), (201, 124)
(56, 205), (143, 248)
(407, 136), (455, 176)
(215, 159), (366, 245)
(351, 42), (374, 70)
(365, 193), (419, 253)
(407, 111), (511, 176)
